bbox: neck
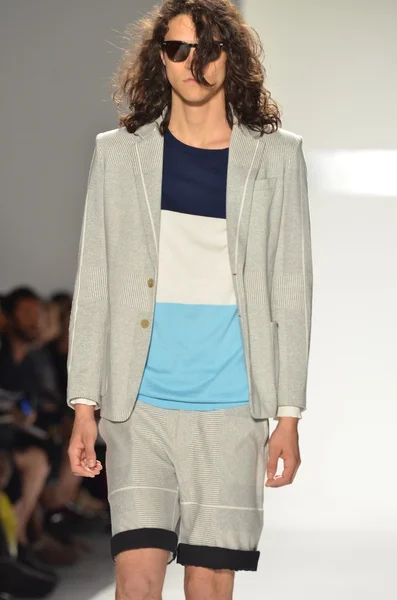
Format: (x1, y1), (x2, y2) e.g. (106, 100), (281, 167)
(168, 89), (232, 149)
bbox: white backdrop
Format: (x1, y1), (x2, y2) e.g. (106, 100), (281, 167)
(0, 0), (158, 295)
(242, 0), (397, 532)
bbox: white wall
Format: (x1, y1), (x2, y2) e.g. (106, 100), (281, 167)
(242, 0), (397, 532)
(0, 0), (159, 296)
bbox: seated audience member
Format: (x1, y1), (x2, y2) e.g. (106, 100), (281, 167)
(36, 299), (61, 349)
(0, 450), (58, 598)
(46, 293), (72, 399)
(0, 288), (52, 546)
(0, 287), (78, 565)
(0, 451), (16, 556)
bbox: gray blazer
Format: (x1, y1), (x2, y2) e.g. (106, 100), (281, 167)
(66, 115), (313, 422)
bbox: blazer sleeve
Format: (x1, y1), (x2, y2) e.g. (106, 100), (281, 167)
(270, 137), (313, 412)
(66, 134), (108, 409)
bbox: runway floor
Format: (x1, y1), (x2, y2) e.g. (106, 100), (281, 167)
(45, 528), (396, 600)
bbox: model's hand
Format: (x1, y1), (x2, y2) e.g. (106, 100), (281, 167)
(265, 419), (301, 487)
(68, 409), (103, 478)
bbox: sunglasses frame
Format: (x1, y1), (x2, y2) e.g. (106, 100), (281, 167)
(161, 40), (225, 62)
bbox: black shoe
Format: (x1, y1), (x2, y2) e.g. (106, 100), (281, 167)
(44, 506), (106, 542)
(0, 556), (57, 598)
(43, 510), (74, 546)
(17, 543), (57, 579)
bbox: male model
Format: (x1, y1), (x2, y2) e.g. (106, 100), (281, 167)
(67, 1), (313, 599)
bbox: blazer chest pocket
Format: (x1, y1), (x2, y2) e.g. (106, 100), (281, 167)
(270, 321), (280, 390)
(100, 326), (110, 398)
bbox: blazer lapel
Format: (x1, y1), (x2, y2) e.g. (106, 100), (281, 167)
(226, 122), (266, 275)
(130, 122), (164, 270)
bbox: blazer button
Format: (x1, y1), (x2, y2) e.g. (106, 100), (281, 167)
(141, 319), (150, 329)
(147, 278), (154, 288)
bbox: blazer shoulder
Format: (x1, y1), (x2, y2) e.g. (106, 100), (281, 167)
(257, 127), (304, 174)
(95, 126), (141, 150)
(94, 122), (160, 155)
(267, 127), (303, 150)
(261, 127), (305, 171)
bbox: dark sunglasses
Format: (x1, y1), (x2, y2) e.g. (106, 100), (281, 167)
(161, 40), (225, 63)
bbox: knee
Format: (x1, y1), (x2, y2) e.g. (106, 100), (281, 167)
(116, 574), (159, 600)
(184, 567), (234, 600)
(115, 547), (168, 600)
(19, 447), (50, 478)
(30, 447), (50, 477)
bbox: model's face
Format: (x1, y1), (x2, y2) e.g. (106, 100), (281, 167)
(160, 14), (227, 105)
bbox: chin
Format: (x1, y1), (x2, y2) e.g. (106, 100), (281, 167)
(177, 88), (214, 106)
(185, 94), (210, 105)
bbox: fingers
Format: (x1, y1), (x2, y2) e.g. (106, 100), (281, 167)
(265, 451), (301, 487)
(70, 456), (103, 478)
(265, 462), (296, 487)
(81, 456), (103, 477)
(68, 435), (103, 478)
(265, 452), (278, 484)
(84, 439), (97, 469)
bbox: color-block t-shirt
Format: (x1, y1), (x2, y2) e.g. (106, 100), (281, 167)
(136, 129), (249, 410)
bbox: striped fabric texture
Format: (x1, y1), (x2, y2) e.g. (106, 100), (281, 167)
(99, 400), (270, 570)
(137, 130), (249, 410)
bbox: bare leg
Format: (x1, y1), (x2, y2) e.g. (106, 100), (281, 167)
(13, 447), (50, 544)
(41, 445), (82, 509)
(184, 566), (235, 600)
(0, 451), (13, 490)
(115, 548), (169, 600)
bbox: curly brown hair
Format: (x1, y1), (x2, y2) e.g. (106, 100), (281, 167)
(111, 0), (281, 136)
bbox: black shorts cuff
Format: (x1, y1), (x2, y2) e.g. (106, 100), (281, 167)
(176, 543), (260, 571)
(111, 528), (178, 561)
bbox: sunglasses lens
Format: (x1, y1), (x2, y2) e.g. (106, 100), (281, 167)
(166, 42), (189, 62)
(164, 41), (223, 62)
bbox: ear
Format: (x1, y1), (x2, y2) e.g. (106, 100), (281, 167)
(160, 49), (166, 67)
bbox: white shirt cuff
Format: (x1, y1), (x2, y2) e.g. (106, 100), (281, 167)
(275, 406), (302, 419)
(70, 398), (100, 410)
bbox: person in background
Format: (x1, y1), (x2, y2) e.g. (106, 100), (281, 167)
(0, 288), (52, 549)
(0, 449), (58, 599)
(45, 293), (72, 403)
(0, 287), (77, 568)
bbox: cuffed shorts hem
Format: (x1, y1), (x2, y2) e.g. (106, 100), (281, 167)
(177, 543), (260, 572)
(111, 528), (178, 564)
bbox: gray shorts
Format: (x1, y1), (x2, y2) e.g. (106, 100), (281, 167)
(98, 401), (270, 571)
